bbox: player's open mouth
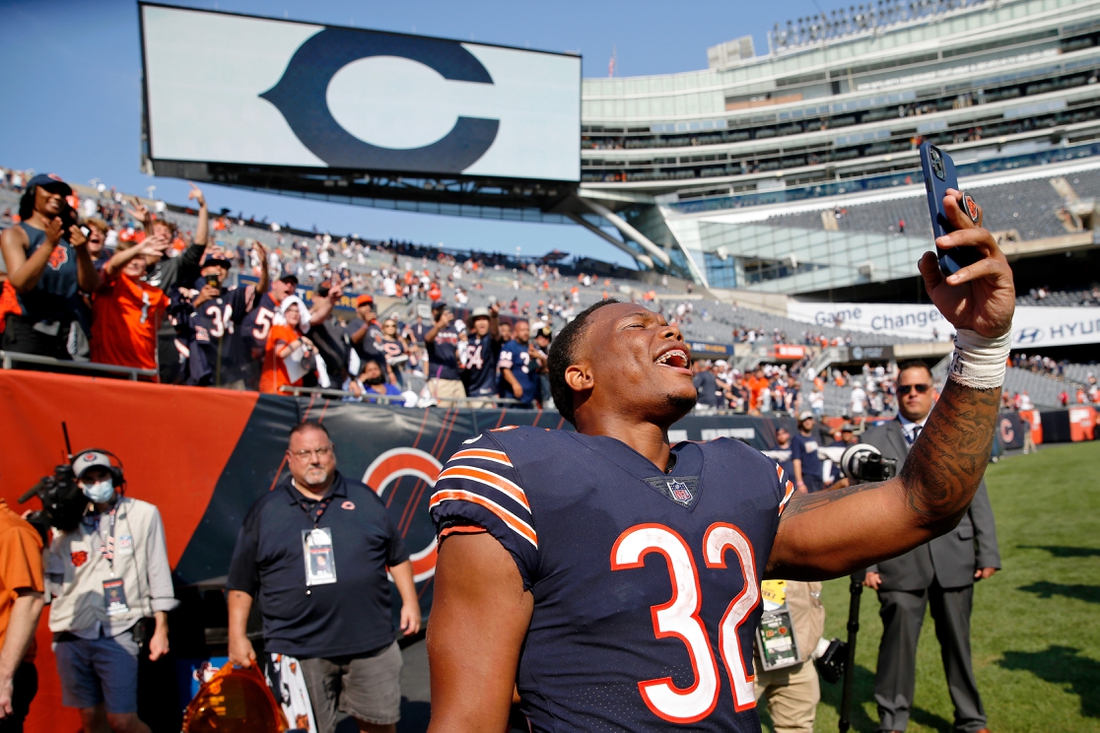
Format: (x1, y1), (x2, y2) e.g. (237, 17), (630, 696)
(655, 348), (692, 374)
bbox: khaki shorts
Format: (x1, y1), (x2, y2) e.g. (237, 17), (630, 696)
(299, 641), (403, 730)
(428, 378), (466, 407)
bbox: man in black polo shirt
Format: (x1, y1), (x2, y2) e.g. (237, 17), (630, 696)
(226, 421), (420, 733)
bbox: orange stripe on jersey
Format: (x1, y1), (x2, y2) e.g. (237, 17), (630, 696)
(438, 465), (530, 510)
(778, 480), (796, 516)
(449, 448), (513, 467)
(439, 525), (488, 540)
(775, 464), (783, 483)
(429, 490), (538, 548)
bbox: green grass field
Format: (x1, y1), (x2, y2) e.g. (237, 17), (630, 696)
(762, 441), (1100, 733)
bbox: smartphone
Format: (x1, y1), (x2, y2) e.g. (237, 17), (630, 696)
(919, 142), (982, 277)
(205, 275), (220, 288)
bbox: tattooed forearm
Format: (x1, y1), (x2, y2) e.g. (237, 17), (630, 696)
(900, 379), (1000, 525)
(780, 481), (881, 519)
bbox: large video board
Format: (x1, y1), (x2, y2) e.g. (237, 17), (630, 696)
(139, 4), (581, 182)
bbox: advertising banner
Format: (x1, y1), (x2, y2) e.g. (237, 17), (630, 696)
(786, 300), (1100, 347)
(140, 4), (581, 182)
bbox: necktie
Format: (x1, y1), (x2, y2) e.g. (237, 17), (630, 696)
(906, 424), (922, 445)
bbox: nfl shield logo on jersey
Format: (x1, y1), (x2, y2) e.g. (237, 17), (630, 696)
(667, 479), (693, 505)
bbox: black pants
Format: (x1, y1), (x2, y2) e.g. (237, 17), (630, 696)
(0, 662), (38, 732)
(0, 315), (71, 361)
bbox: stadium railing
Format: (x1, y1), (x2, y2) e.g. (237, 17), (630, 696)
(0, 351), (157, 381)
(279, 385), (528, 407)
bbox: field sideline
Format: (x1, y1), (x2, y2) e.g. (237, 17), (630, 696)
(761, 441), (1100, 732)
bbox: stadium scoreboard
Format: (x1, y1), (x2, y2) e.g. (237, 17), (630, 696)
(138, 3), (581, 203)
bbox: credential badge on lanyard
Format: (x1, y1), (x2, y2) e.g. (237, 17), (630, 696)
(302, 527), (337, 586)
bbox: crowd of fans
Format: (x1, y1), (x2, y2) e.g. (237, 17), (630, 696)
(3, 168), (1097, 418)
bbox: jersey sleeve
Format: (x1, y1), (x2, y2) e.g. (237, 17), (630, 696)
(775, 462), (796, 518)
(429, 432), (538, 589)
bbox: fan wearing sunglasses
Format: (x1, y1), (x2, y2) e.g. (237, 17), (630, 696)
(861, 360), (1000, 733)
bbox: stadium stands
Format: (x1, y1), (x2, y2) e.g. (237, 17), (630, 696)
(765, 169), (1100, 243)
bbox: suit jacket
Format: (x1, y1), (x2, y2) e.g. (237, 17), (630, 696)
(864, 418), (1001, 591)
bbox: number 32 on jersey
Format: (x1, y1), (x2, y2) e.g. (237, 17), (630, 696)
(611, 522), (760, 724)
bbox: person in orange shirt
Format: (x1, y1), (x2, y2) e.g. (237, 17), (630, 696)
(89, 235), (171, 374)
(745, 366), (769, 413)
(0, 499), (45, 728)
(260, 296), (316, 394)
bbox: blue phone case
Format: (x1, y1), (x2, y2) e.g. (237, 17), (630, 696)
(919, 142), (981, 276)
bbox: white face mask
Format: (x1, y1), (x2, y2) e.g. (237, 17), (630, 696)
(81, 479), (115, 504)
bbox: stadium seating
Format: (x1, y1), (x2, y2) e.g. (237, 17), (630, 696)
(764, 169), (1100, 243)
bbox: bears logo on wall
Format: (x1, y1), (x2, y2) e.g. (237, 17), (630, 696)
(363, 448), (443, 583)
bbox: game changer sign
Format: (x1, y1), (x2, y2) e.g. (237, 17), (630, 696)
(139, 4), (581, 182)
(787, 301), (1100, 347)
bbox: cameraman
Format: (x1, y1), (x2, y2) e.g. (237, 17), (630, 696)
(46, 451), (177, 733)
(862, 360), (1000, 733)
(0, 174), (98, 360)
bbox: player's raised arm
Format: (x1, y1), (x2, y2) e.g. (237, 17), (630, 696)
(766, 190), (1015, 580)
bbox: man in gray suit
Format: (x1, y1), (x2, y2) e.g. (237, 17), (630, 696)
(863, 360), (1000, 733)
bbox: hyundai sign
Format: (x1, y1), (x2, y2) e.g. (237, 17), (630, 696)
(139, 5), (581, 182)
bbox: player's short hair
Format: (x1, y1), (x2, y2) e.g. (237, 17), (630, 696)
(897, 360), (933, 380)
(288, 420), (331, 444)
(548, 299), (620, 426)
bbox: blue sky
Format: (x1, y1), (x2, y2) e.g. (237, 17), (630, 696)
(0, 0), (840, 265)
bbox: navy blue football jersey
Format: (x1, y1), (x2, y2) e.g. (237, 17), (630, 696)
(241, 291), (280, 359)
(187, 285), (253, 385)
(425, 326), (461, 381)
(430, 427), (796, 732)
(461, 334), (502, 397)
(498, 341), (540, 404)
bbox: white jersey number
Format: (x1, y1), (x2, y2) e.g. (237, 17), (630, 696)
(611, 522), (760, 723)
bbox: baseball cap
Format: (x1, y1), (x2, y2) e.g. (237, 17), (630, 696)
(470, 307), (491, 319)
(277, 273), (299, 285)
(355, 294), (374, 307)
(202, 255), (232, 270)
(536, 325), (553, 340)
(798, 411), (815, 421)
(841, 423), (855, 432)
(431, 301), (448, 312)
(26, 173), (72, 196)
(73, 450), (112, 478)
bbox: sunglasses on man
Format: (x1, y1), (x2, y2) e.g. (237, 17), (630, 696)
(897, 383), (932, 396)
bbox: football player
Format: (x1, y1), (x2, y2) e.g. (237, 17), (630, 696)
(427, 190), (1015, 732)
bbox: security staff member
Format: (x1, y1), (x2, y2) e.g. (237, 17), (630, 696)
(863, 361), (1000, 733)
(227, 421), (420, 733)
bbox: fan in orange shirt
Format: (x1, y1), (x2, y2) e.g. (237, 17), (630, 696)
(90, 235), (171, 374)
(260, 296), (316, 394)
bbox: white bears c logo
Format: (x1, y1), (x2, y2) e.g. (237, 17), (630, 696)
(363, 448), (443, 583)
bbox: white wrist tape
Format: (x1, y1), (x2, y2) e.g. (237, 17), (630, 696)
(948, 328), (1011, 390)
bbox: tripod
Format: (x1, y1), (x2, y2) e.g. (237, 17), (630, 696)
(839, 572), (864, 732)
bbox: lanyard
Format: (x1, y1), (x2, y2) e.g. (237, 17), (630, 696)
(99, 508), (118, 568)
(294, 484), (334, 528)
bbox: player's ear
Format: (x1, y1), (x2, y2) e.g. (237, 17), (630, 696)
(564, 363), (593, 394)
